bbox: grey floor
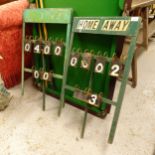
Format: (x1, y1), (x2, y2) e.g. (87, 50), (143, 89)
(0, 40), (155, 155)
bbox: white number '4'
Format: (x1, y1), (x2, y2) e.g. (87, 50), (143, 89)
(34, 44), (40, 53)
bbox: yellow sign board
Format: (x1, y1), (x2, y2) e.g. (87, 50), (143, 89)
(102, 20), (130, 31)
(77, 20), (100, 30)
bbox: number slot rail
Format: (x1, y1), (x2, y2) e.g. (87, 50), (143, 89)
(65, 85), (116, 106)
(24, 68), (63, 79)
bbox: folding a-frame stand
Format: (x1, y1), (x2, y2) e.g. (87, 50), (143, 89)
(21, 8), (73, 110)
(59, 16), (141, 143)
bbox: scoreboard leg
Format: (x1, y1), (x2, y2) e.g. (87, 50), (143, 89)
(108, 37), (137, 143)
(81, 108), (88, 138)
(21, 23), (26, 96)
(58, 24), (72, 116)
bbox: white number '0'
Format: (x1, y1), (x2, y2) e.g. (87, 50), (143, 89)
(44, 45), (50, 55)
(25, 43), (31, 52)
(70, 57), (78, 67)
(88, 94), (97, 105)
(95, 63), (104, 73)
(43, 72), (49, 80)
(81, 60), (89, 68)
(111, 64), (120, 77)
(34, 71), (39, 79)
(34, 45), (40, 53)
(54, 46), (62, 56)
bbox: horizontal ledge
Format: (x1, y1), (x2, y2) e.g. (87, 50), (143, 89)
(24, 68), (32, 73)
(65, 85), (116, 106)
(24, 68), (62, 79)
(131, 0), (155, 10)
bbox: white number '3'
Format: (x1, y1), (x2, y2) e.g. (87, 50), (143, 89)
(88, 94), (97, 105)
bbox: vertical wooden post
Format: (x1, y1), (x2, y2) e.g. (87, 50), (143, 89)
(21, 23), (26, 96)
(142, 7), (149, 49)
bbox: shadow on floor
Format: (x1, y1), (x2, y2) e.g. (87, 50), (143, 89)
(153, 146), (155, 155)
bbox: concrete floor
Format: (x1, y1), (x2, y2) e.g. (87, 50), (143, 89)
(0, 40), (155, 155)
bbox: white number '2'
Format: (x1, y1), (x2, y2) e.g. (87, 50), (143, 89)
(111, 64), (120, 77)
